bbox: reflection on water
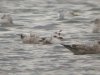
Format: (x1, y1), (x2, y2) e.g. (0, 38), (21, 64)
(0, 0), (100, 75)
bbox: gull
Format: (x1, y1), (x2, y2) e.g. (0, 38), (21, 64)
(19, 33), (41, 44)
(92, 18), (100, 33)
(61, 41), (100, 55)
(58, 10), (65, 20)
(0, 14), (13, 26)
(39, 30), (65, 44)
(19, 30), (65, 45)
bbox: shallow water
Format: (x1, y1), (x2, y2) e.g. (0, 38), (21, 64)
(0, 0), (100, 75)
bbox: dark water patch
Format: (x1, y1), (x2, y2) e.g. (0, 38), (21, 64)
(16, 17), (33, 22)
(72, 18), (90, 22)
(63, 20), (82, 23)
(84, 74), (95, 75)
(82, 67), (97, 71)
(15, 51), (34, 57)
(33, 23), (58, 30)
(53, 45), (65, 49)
(82, 2), (97, 7)
(0, 68), (23, 73)
(35, 67), (48, 71)
(14, 48), (25, 51)
(85, 37), (100, 40)
(0, 41), (11, 43)
(0, 36), (15, 38)
(90, 54), (100, 59)
(13, 8), (39, 13)
(89, 7), (100, 11)
(71, 35), (100, 40)
(11, 51), (31, 55)
(66, 59), (77, 63)
(41, 55), (61, 58)
(43, 4), (56, 8)
(42, 67), (62, 71)
(33, 10), (48, 14)
(35, 65), (61, 72)
(13, 8), (48, 14)
(5, 0), (21, 1)
(0, 23), (21, 28)
(0, 27), (9, 31)
(62, 18), (90, 24)
(56, 18), (67, 21)
(16, 27), (24, 29)
(0, 23), (14, 27)
(12, 24), (24, 27)
(83, 34), (100, 40)
(6, 56), (33, 60)
(52, 49), (68, 54)
(0, 58), (10, 61)
(0, 34), (17, 38)
(0, 61), (17, 65)
(84, 33), (100, 36)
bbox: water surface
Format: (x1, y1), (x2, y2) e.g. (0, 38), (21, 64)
(0, 0), (100, 75)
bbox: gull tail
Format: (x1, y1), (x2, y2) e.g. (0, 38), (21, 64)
(61, 44), (81, 55)
(61, 44), (73, 50)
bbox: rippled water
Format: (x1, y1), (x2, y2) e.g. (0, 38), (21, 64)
(0, 0), (100, 75)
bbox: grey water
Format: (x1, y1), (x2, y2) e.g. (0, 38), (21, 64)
(0, 0), (100, 75)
